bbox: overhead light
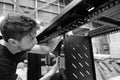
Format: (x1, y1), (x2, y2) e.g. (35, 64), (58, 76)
(88, 7), (94, 12)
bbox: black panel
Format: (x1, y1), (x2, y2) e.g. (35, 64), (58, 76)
(28, 54), (41, 80)
(64, 35), (96, 80)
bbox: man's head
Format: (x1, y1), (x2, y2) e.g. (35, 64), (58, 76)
(0, 13), (39, 52)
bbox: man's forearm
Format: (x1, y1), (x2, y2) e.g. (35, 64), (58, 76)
(39, 57), (59, 80)
(39, 64), (58, 80)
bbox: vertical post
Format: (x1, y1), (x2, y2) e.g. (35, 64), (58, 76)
(35, 0), (38, 21)
(57, 0), (60, 13)
(3, 0), (5, 15)
(13, 0), (16, 12)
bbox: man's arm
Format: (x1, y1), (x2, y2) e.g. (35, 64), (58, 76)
(29, 36), (62, 54)
(39, 57), (59, 80)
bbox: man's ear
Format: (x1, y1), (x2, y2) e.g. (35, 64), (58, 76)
(8, 38), (19, 47)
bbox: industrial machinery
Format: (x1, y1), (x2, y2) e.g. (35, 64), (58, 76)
(28, 0), (120, 80)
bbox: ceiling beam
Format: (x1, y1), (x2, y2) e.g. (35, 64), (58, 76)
(10, 0), (25, 13)
(28, 0), (59, 16)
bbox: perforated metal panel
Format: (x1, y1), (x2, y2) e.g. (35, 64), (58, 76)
(64, 35), (96, 80)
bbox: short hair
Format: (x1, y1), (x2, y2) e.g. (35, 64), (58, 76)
(0, 13), (39, 42)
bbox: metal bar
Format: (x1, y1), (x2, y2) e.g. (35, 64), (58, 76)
(28, 0), (58, 16)
(13, 0), (16, 12)
(36, 0), (83, 43)
(57, 0), (60, 13)
(10, 0), (25, 13)
(35, 0), (38, 20)
(92, 20), (116, 27)
(3, 0), (5, 14)
(98, 17), (120, 26)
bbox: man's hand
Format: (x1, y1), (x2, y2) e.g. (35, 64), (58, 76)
(39, 56), (60, 80)
(53, 56), (60, 67)
(16, 76), (22, 80)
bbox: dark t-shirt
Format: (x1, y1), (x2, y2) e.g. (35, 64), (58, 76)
(0, 44), (25, 80)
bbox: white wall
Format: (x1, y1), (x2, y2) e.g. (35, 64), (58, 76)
(109, 32), (120, 58)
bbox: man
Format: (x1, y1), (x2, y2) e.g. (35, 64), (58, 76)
(0, 13), (62, 80)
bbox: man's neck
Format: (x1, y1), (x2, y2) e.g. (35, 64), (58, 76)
(4, 42), (21, 55)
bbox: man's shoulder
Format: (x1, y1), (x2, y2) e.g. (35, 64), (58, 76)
(0, 44), (11, 63)
(0, 44), (15, 72)
(0, 44), (6, 55)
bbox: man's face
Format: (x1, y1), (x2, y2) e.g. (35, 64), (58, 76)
(17, 29), (38, 52)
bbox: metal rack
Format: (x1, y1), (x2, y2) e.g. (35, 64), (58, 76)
(28, 0), (120, 80)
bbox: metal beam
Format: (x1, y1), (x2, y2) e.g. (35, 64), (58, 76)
(91, 16), (120, 28)
(92, 20), (116, 27)
(28, 0), (59, 16)
(10, 0), (25, 13)
(98, 17), (120, 26)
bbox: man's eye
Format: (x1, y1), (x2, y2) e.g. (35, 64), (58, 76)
(31, 37), (34, 41)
